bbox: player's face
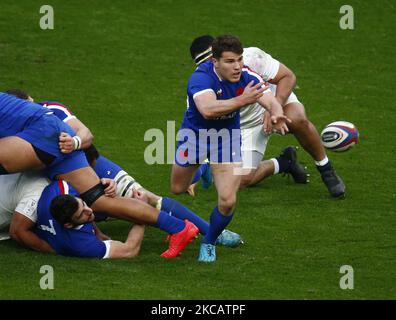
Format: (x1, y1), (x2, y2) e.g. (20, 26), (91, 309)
(71, 198), (95, 225)
(213, 51), (244, 83)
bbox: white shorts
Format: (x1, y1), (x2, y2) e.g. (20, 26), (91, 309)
(285, 91), (300, 105)
(268, 83), (301, 106)
(240, 89), (301, 169)
(241, 125), (270, 169)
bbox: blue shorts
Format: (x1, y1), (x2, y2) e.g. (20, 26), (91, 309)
(93, 156), (122, 179)
(15, 113), (89, 179)
(175, 127), (242, 167)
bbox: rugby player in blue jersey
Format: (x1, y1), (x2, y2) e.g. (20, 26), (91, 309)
(0, 92), (199, 258)
(171, 35), (291, 262)
(35, 179), (146, 259)
(2, 90), (241, 256)
(188, 35), (345, 198)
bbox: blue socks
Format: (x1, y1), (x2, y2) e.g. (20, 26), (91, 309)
(155, 211), (185, 234)
(203, 207), (233, 245)
(161, 197), (209, 235)
(191, 163), (209, 184)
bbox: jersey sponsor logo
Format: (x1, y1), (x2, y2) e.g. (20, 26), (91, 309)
(216, 89), (223, 97)
(39, 219), (56, 235)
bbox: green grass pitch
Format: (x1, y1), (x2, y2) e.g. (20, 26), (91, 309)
(0, 0), (395, 299)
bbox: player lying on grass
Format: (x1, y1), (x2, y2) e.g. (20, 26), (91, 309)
(188, 35), (345, 199)
(2, 91), (241, 253)
(0, 172), (144, 259)
(0, 91), (200, 258)
(0, 170), (241, 258)
(36, 179), (146, 259)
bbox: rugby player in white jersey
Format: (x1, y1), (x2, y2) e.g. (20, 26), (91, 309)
(189, 35), (345, 199)
(0, 172), (51, 249)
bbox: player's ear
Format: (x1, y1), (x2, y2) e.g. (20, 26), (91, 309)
(212, 57), (219, 67)
(63, 222), (74, 229)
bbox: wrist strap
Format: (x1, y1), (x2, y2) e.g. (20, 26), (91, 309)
(73, 136), (82, 150)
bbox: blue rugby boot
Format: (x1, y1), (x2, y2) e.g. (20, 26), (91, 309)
(198, 243), (216, 262)
(215, 230), (243, 248)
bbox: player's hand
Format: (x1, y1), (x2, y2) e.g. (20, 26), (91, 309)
(101, 178), (117, 197)
(59, 132), (75, 153)
(132, 189), (149, 203)
(270, 114), (292, 135)
(262, 111), (272, 135)
(239, 81), (268, 106)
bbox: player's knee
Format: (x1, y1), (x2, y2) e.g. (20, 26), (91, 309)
(170, 183), (187, 195)
(218, 194), (237, 214)
(285, 103), (305, 126)
(289, 113), (310, 132)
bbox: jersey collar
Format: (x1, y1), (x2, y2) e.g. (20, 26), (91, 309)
(213, 66), (223, 82)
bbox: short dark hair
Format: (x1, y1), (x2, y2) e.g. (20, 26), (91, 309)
(190, 35), (214, 59)
(50, 194), (79, 225)
(212, 35), (243, 59)
(5, 89), (30, 100)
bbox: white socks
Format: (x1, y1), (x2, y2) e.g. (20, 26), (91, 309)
(271, 158), (280, 174)
(315, 156), (329, 167)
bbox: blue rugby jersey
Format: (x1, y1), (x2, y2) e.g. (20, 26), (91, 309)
(38, 101), (77, 123)
(35, 180), (109, 258)
(181, 60), (269, 131)
(0, 93), (53, 136)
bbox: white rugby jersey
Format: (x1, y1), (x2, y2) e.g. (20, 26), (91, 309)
(0, 172), (49, 228)
(240, 47), (280, 128)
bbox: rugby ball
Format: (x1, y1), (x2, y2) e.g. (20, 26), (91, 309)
(321, 121), (359, 152)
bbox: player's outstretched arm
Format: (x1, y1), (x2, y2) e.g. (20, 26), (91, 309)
(269, 63), (296, 106)
(194, 81), (266, 119)
(258, 92), (291, 135)
(9, 213), (54, 253)
(106, 224), (145, 259)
